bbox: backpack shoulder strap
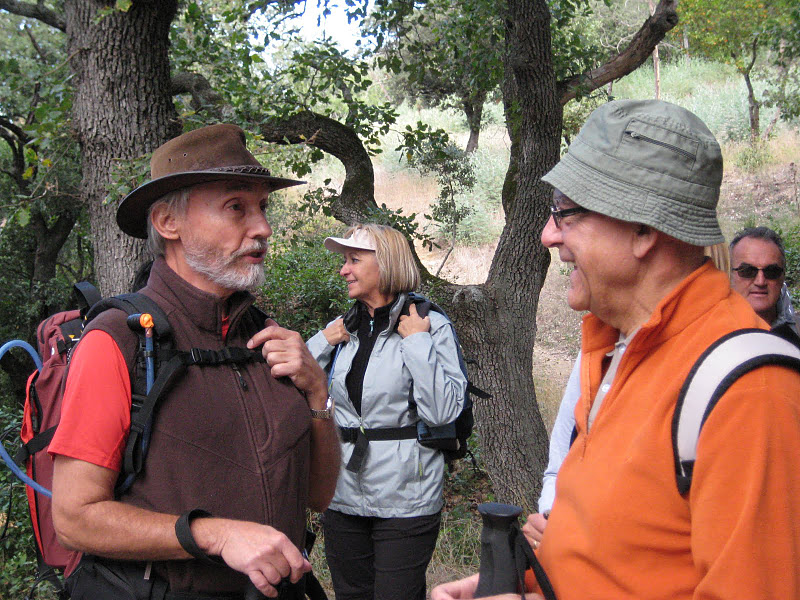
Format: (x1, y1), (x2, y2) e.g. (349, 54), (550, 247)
(84, 293), (172, 339)
(73, 281), (102, 314)
(673, 329), (800, 494)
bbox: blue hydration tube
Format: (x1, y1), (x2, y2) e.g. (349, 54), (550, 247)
(117, 315), (156, 493)
(0, 340), (52, 497)
(0, 340), (42, 370)
(327, 343), (342, 389)
(142, 329), (154, 456)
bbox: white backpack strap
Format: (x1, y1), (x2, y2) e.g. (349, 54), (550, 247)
(673, 329), (800, 495)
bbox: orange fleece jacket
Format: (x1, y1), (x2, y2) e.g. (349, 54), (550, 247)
(531, 262), (800, 600)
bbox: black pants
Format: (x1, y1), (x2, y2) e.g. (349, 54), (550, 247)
(322, 509), (441, 600)
(65, 555), (307, 600)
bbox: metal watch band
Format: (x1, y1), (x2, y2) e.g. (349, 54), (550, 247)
(310, 395), (334, 420)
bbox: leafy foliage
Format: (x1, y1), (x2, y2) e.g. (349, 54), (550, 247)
(673, 0), (799, 138)
(778, 224), (800, 306)
(397, 123), (476, 246)
(259, 237), (351, 340)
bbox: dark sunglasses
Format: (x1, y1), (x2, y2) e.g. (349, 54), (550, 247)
(550, 203), (589, 228)
(732, 263), (784, 280)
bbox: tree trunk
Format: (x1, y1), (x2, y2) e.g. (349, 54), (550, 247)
(65, 0), (181, 296)
(648, 0), (661, 99)
(448, 0), (561, 509)
(463, 91), (486, 154)
(743, 69), (760, 142)
(740, 38), (760, 143)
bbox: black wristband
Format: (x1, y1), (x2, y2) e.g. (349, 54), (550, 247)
(175, 509), (225, 566)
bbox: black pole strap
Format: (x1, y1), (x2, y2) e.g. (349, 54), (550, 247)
(512, 524), (557, 600)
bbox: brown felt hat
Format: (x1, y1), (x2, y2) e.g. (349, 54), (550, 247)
(117, 124), (304, 238)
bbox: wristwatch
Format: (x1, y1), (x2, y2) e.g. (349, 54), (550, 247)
(310, 395), (335, 420)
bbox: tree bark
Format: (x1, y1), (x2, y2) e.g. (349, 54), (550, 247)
(463, 91), (486, 153)
(65, 0), (181, 295)
(259, 111), (378, 225)
(557, 0), (678, 105)
(649, 0), (661, 100)
(442, 0), (561, 509)
(740, 38), (761, 142)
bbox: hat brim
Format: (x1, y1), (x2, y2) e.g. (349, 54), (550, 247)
(542, 153), (725, 247)
(323, 236), (375, 254)
(117, 170), (305, 239)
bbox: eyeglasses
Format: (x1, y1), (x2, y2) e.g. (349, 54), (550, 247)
(732, 263), (784, 280)
(550, 203), (589, 228)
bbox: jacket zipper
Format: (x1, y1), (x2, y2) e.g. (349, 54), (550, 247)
(625, 130), (695, 160)
(232, 364), (248, 390)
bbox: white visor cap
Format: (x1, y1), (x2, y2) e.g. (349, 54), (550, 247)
(323, 229), (376, 254)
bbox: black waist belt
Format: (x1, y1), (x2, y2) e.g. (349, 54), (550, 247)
(338, 425), (418, 473)
(338, 425), (417, 443)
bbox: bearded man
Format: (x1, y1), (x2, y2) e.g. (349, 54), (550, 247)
(49, 124), (340, 600)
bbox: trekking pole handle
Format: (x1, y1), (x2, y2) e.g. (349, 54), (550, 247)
(474, 502), (523, 598)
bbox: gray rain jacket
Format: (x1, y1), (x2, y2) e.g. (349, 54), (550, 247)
(307, 293), (467, 517)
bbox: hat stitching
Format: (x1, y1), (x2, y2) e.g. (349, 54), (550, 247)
(560, 149), (719, 205)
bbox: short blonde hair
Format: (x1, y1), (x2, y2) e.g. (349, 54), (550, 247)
(704, 242), (731, 274)
(345, 223), (420, 295)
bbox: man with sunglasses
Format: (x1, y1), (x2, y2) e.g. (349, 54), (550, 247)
(433, 100), (800, 600)
(730, 226), (800, 347)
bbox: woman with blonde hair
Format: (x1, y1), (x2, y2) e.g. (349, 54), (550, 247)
(307, 223), (466, 600)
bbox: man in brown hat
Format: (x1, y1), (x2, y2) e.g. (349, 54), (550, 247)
(48, 124), (340, 599)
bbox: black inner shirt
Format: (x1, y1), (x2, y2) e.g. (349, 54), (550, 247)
(345, 300), (395, 416)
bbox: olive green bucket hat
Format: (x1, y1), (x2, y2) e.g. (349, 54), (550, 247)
(542, 99), (724, 246)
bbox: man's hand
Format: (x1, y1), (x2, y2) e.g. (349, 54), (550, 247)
(431, 574), (538, 600)
(522, 513), (548, 548)
(195, 518), (310, 597)
(398, 303), (430, 338)
(322, 318), (349, 346)
(247, 319), (327, 406)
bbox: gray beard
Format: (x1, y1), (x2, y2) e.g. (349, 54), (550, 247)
(183, 239), (267, 293)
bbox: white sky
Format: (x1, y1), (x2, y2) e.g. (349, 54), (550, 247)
(296, 1), (364, 52)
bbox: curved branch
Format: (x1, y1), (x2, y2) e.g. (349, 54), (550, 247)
(171, 71), (227, 120)
(557, 0), (678, 105)
(0, 0), (66, 32)
(259, 111), (378, 224)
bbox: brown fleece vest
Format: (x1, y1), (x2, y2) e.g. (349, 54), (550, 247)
(85, 258), (311, 594)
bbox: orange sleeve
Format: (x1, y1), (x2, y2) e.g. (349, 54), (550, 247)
(48, 330), (132, 472)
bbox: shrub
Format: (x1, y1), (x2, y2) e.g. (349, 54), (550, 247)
(259, 238), (352, 340)
(734, 142), (773, 173)
(779, 224), (800, 307)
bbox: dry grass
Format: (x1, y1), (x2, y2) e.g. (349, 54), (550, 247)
(374, 164), (439, 225)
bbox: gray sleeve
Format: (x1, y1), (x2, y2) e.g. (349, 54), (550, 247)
(307, 328), (336, 370)
(399, 316), (467, 427)
(538, 353), (581, 514)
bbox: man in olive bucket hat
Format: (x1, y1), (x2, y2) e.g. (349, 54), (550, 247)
(433, 101), (800, 600)
(50, 124), (340, 599)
